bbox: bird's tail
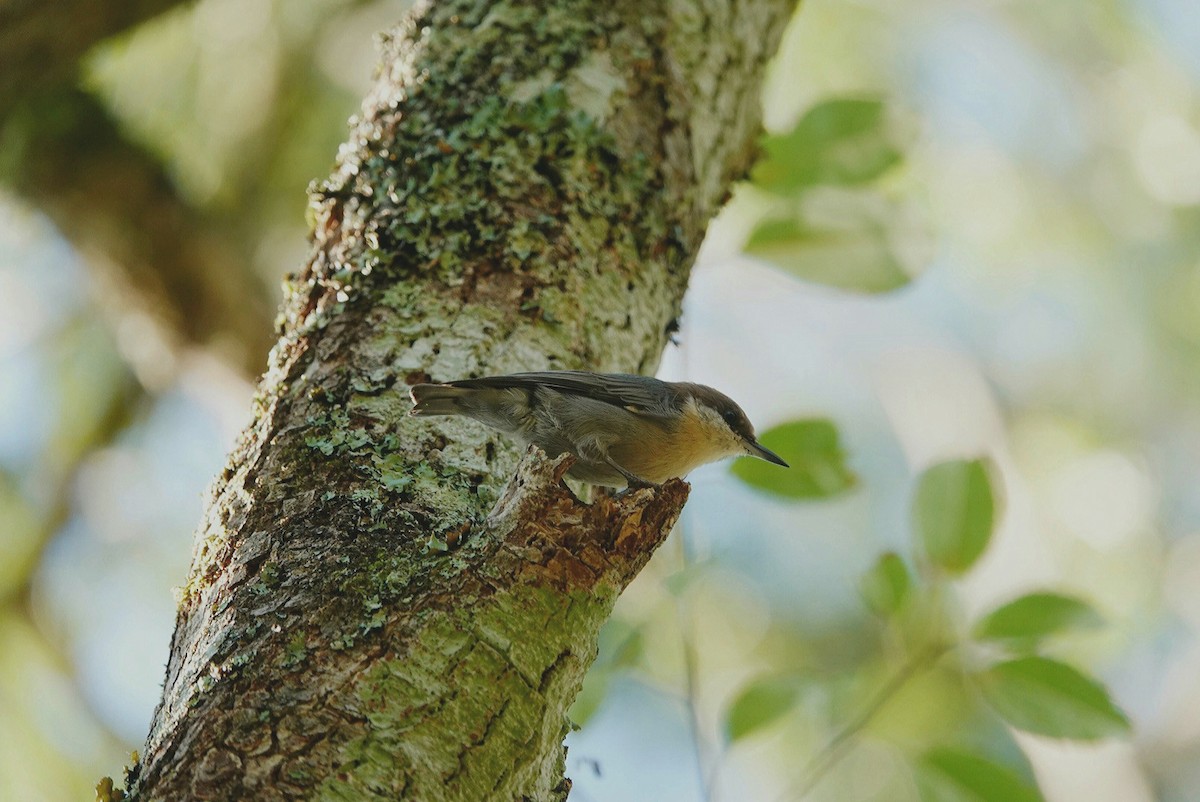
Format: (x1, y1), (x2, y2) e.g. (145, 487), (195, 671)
(409, 383), (471, 416)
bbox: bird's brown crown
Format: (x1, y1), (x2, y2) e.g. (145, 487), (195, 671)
(673, 382), (757, 442)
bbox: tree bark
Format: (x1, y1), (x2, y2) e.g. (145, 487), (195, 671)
(132, 1), (796, 799)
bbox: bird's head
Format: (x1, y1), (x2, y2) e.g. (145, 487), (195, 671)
(676, 383), (790, 468)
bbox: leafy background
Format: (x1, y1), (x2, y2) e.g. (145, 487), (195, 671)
(3, 0), (1200, 800)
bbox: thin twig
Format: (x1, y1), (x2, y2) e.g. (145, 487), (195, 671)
(776, 644), (946, 802)
(673, 513), (718, 802)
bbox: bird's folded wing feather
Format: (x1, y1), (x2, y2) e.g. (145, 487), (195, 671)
(446, 371), (675, 415)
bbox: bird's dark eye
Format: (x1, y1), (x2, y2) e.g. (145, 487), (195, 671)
(722, 410), (740, 427)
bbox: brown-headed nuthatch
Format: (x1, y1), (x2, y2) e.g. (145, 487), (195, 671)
(409, 370), (789, 487)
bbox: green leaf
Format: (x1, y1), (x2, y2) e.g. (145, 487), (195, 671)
(859, 552), (912, 617)
(914, 459), (998, 574)
(744, 188), (922, 293)
(723, 676), (800, 742)
(731, 419), (855, 499)
(916, 748), (1044, 802)
(973, 593), (1102, 647)
(664, 560), (709, 596)
(596, 619), (644, 670)
(976, 657), (1131, 740)
(752, 97), (902, 193)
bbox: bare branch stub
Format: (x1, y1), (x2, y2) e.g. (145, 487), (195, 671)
(487, 447), (690, 592)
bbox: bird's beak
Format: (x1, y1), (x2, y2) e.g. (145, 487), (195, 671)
(746, 439), (789, 467)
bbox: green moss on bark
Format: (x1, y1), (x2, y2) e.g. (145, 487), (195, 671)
(317, 581), (619, 802)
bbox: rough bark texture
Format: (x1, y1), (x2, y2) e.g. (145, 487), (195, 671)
(0, 0), (275, 376)
(133, 0), (796, 799)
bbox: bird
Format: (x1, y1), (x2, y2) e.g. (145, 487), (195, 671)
(408, 370), (789, 487)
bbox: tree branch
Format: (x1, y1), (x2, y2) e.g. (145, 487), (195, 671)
(132, 0), (797, 798)
(0, 2), (275, 377)
(0, 0), (186, 96)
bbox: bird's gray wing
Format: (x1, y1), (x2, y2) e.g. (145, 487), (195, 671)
(446, 371), (678, 416)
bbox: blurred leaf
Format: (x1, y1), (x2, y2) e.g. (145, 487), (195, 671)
(664, 559), (712, 596)
(859, 552), (912, 617)
(916, 748), (1044, 802)
(596, 618), (644, 670)
(51, 318), (135, 469)
(973, 593), (1102, 647)
(914, 459), (998, 574)
(723, 675), (801, 742)
(609, 628), (643, 669)
(731, 419), (855, 499)
(571, 619), (644, 726)
(744, 188), (922, 293)
(751, 98), (902, 193)
(975, 657), (1130, 740)
(0, 612), (108, 800)
(567, 671), (606, 727)
(0, 475), (40, 599)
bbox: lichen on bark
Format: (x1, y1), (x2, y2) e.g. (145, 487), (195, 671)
(130, 1), (798, 799)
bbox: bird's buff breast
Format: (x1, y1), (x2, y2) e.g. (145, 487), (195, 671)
(609, 410), (726, 484)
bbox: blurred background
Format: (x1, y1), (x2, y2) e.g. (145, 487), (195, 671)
(2, 0), (1198, 799)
